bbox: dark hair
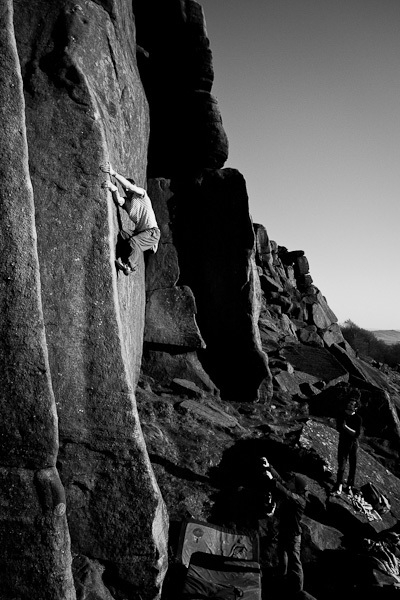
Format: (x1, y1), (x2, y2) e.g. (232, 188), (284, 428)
(346, 398), (360, 411)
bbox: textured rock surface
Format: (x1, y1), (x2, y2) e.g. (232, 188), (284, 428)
(2, 1), (400, 599)
(0, 1), (74, 596)
(7, 0), (168, 598)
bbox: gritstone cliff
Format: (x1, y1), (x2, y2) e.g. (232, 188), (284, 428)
(1, 1), (400, 600)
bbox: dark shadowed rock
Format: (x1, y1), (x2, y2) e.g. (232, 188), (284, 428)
(298, 326), (325, 348)
(143, 176), (219, 391)
(172, 169), (272, 401)
(254, 223), (272, 266)
(146, 178), (180, 290)
(294, 255), (310, 276)
(133, 0), (228, 175)
(145, 286), (206, 347)
(260, 273), (284, 293)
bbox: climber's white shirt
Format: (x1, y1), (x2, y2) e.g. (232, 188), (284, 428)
(125, 190), (160, 252)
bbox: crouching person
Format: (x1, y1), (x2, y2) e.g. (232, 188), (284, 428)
(100, 162), (160, 275)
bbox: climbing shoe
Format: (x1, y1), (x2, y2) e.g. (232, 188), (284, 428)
(115, 258), (134, 276)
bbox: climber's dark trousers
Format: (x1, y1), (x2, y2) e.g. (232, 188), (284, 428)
(278, 533), (304, 593)
(336, 439), (358, 488)
(117, 228), (160, 270)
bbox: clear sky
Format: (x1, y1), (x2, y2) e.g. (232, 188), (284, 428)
(199, 0), (400, 330)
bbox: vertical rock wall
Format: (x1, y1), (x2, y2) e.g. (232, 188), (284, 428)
(0, 0), (75, 597)
(1, 0), (168, 597)
(134, 1), (272, 401)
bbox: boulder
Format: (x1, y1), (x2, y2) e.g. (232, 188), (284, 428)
(298, 327), (325, 348)
(273, 371), (305, 397)
(322, 323), (345, 347)
(301, 515), (344, 557)
(142, 348), (218, 394)
(282, 346), (349, 388)
(279, 248), (305, 265)
(294, 255), (310, 275)
(145, 286), (206, 348)
(172, 378), (204, 398)
(176, 398), (243, 430)
(254, 223), (272, 266)
(259, 273), (284, 294)
(310, 304), (331, 330)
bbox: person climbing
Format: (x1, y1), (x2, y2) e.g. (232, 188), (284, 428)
(331, 390), (362, 497)
(259, 459), (308, 594)
(100, 162), (160, 275)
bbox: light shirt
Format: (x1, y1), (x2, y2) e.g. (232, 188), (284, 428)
(125, 191), (158, 233)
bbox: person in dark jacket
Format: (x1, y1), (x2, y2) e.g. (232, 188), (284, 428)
(259, 458), (308, 594)
(332, 391), (362, 496)
(275, 473), (308, 594)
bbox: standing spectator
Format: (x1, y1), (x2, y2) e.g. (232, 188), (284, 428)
(332, 391), (362, 496)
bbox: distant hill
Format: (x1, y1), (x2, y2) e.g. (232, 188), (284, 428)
(372, 330), (400, 345)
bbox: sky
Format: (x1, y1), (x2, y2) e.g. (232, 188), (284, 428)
(199, 0), (400, 330)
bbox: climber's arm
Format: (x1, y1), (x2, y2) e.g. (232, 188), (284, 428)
(100, 162), (145, 197)
(101, 180), (125, 207)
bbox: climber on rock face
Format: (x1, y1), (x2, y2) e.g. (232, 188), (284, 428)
(100, 162), (160, 275)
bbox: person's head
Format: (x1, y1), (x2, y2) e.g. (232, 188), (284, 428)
(124, 178), (137, 197)
(345, 394), (360, 414)
(259, 456), (269, 469)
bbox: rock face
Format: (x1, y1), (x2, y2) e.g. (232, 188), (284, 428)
(142, 171), (271, 402)
(2, 1), (400, 600)
(0, 1), (74, 597)
(133, 0), (228, 175)
(1, 0), (168, 598)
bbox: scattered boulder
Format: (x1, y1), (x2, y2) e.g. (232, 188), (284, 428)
(172, 378), (205, 398)
(145, 286), (206, 348)
(282, 345), (349, 388)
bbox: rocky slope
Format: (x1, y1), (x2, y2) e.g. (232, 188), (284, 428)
(0, 1), (399, 600)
